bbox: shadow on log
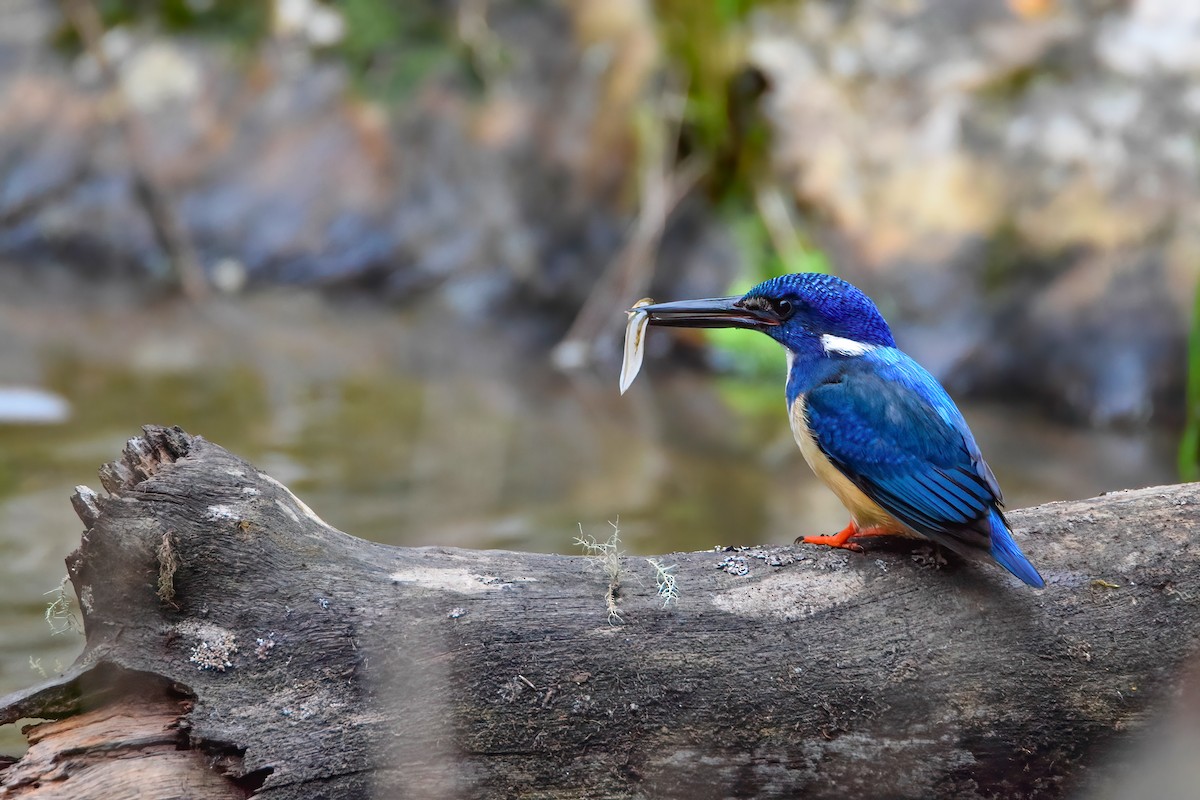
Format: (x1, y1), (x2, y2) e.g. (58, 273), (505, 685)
(0, 426), (1198, 799)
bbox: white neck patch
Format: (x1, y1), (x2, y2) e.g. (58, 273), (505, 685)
(821, 334), (877, 357)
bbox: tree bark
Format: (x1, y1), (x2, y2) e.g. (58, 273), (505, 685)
(0, 425), (1197, 799)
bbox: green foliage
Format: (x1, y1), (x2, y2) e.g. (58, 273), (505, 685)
(706, 213), (829, 425)
(651, 0), (835, 382)
(53, 0), (473, 101)
(332, 0), (475, 101)
(54, 0), (270, 52)
(1179, 280), (1200, 481)
(653, 0), (775, 199)
(706, 208), (831, 379)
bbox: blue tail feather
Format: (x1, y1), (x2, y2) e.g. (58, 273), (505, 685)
(988, 508), (1044, 588)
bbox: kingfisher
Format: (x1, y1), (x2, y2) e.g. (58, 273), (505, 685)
(633, 272), (1044, 588)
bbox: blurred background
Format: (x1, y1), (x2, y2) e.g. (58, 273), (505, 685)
(0, 0), (1194, 749)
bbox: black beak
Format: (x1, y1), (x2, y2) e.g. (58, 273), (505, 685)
(637, 296), (782, 330)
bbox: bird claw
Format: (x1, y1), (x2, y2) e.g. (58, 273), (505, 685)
(796, 532), (866, 553)
(796, 520), (903, 554)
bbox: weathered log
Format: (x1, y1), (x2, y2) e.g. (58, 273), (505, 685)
(0, 425), (1197, 799)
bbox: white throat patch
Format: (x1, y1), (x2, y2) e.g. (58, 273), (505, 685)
(820, 334), (877, 357)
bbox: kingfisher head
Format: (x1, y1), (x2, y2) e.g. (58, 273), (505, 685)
(639, 273), (894, 357)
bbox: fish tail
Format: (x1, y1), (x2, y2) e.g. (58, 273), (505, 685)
(988, 508), (1045, 588)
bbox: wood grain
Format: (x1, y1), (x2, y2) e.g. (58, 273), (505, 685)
(0, 426), (1197, 799)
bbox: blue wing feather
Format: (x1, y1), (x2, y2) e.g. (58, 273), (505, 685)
(803, 349), (1034, 577)
(792, 346), (1042, 586)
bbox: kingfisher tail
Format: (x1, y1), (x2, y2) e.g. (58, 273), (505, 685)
(987, 508), (1044, 588)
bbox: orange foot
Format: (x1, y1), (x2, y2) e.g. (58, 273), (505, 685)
(796, 521), (893, 553)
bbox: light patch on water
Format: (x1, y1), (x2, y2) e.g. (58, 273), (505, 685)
(0, 387), (70, 424)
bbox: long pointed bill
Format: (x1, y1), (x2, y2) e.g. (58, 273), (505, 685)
(619, 295), (782, 394)
(638, 296), (783, 330)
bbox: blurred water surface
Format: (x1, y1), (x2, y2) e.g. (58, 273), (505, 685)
(0, 281), (1177, 750)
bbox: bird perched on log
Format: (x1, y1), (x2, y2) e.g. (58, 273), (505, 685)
(626, 273), (1044, 588)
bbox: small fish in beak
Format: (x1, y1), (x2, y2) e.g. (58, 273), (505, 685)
(618, 295), (783, 394)
(619, 297), (655, 395)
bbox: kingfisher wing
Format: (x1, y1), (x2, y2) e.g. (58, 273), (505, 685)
(804, 353), (1000, 547)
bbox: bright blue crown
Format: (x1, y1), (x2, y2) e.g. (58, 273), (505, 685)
(743, 273), (895, 348)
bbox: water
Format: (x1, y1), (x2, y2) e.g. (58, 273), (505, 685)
(0, 285), (1178, 750)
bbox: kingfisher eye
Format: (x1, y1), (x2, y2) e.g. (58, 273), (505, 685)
(775, 299), (794, 319)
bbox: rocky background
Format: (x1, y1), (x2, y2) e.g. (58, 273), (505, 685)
(1, 0), (1195, 429)
(751, 0), (1198, 428)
